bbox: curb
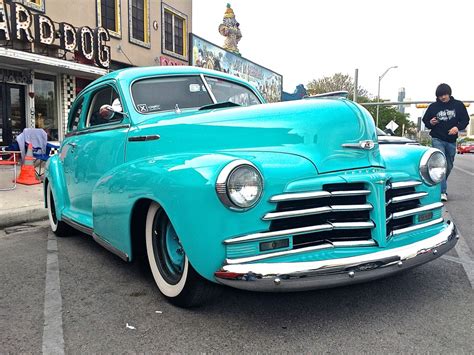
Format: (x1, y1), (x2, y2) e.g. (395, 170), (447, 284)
(0, 205), (48, 228)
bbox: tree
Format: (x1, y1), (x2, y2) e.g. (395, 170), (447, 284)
(306, 73), (416, 136)
(364, 100), (416, 136)
(306, 73), (368, 100)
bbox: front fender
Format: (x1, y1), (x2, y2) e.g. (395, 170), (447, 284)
(44, 155), (69, 220)
(379, 144), (441, 204)
(91, 151), (317, 281)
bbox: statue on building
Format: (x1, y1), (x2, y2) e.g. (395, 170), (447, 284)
(218, 3), (242, 55)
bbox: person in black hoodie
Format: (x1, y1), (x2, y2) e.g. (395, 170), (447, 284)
(422, 83), (470, 201)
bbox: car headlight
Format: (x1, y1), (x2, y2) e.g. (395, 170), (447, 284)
(420, 148), (447, 185)
(216, 160), (263, 210)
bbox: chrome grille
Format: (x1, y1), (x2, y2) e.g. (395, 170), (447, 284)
(266, 183), (374, 249)
(386, 180), (426, 237)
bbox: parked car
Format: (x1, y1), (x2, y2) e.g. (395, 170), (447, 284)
(45, 67), (458, 307)
(457, 141), (474, 154)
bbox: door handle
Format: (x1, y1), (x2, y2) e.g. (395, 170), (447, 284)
(67, 142), (77, 148)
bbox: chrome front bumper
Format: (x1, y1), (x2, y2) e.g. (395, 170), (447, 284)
(215, 222), (458, 292)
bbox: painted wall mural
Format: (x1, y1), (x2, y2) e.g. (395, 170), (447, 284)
(190, 34), (282, 103)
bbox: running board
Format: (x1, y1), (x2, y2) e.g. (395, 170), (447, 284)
(61, 216), (129, 262)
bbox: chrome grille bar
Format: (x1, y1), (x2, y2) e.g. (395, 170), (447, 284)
(390, 218), (444, 236)
(262, 203), (373, 221)
(387, 192), (428, 205)
(270, 191), (330, 202)
(226, 239), (377, 264)
(224, 221), (374, 245)
(390, 181), (422, 189)
(391, 202), (443, 220)
(270, 189), (370, 203)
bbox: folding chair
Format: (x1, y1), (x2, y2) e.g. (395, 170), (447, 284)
(33, 142), (60, 178)
(0, 150), (18, 191)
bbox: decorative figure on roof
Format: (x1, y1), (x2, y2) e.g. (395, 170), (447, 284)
(218, 3), (242, 55)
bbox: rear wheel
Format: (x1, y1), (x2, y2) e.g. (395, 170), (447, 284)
(145, 202), (219, 307)
(47, 183), (72, 237)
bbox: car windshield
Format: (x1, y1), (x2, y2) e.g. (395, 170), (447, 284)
(131, 76), (214, 114)
(204, 76), (261, 107)
(131, 75), (261, 114)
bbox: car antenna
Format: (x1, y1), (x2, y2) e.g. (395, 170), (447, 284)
(175, 104), (181, 114)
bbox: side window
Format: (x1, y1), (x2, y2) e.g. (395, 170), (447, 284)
(86, 86), (122, 127)
(68, 98), (84, 133)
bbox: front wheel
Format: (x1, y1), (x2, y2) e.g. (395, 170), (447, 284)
(145, 202), (219, 308)
(47, 183), (72, 237)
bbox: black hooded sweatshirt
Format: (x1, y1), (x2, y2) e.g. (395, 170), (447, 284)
(422, 96), (470, 143)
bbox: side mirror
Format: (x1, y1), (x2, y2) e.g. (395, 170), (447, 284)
(383, 128), (394, 136)
(99, 101), (127, 121)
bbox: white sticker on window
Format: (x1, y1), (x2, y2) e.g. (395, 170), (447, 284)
(189, 84), (201, 92)
(137, 104), (148, 113)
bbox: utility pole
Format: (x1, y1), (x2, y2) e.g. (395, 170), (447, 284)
(353, 68), (358, 103)
(376, 65), (398, 127)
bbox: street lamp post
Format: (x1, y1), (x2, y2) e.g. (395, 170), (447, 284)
(376, 65), (398, 127)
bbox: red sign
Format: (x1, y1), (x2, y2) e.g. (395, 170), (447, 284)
(160, 56), (184, 66)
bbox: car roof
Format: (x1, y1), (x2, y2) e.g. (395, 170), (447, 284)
(90, 66), (256, 89)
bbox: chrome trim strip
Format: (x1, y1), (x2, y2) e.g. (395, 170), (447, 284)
(392, 202), (443, 220)
(224, 224), (333, 244)
(331, 240), (377, 247)
(226, 243), (333, 264)
(391, 218), (444, 236)
(215, 222), (457, 292)
(224, 221), (374, 245)
(341, 141), (377, 150)
(388, 192), (428, 204)
(270, 189), (370, 203)
(262, 203), (373, 220)
(93, 233), (129, 262)
(270, 191), (331, 202)
(128, 134), (160, 142)
(331, 221), (374, 230)
(65, 123), (130, 138)
(330, 189), (371, 197)
(390, 180), (422, 189)
(263, 206), (332, 220)
(330, 204), (373, 212)
(62, 216), (93, 236)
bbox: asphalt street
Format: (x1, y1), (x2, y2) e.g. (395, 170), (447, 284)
(1, 155), (473, 353)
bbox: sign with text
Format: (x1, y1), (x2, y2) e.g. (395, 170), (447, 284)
(0, 0), (110, 68)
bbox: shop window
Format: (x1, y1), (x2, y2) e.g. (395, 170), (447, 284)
(97, 0), (121, 38)
(68, 97), (84, 133)
(129, 0), (150, 48)
(162, 3), (187, 60)
(34, 73), (58, 141)
(86, 86), (122, 127)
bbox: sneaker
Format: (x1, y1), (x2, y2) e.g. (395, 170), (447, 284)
(441, 193), (448, 202)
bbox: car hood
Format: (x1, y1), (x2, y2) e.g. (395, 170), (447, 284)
(132, 99), (383, 174)
(378, 135), (419, 145)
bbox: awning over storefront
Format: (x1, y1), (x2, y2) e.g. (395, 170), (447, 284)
(0, 48), (108, 79)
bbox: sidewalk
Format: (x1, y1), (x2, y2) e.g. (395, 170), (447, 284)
(0, 181), (47, 228)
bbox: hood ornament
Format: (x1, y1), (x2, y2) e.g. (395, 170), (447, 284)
(342, 140), (377, 150)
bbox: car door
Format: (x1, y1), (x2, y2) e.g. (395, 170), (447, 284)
(63, 83), (130, 227)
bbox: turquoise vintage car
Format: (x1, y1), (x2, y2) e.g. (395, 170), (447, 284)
(45, 66), (458, 307)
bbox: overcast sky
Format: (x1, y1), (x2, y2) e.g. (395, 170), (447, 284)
(192, 0), (473, 121)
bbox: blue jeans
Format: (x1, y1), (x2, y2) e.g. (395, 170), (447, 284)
(431, 138), (456, 194)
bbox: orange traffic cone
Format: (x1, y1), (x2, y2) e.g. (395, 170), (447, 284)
(16, 143), (41, 185)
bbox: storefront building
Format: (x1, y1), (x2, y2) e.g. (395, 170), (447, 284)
(0, 0), (192, 145)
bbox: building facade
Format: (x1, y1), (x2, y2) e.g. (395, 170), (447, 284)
(0, 0), (192, 145)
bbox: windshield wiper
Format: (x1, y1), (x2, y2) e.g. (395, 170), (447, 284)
(198, 101), (241, 111)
